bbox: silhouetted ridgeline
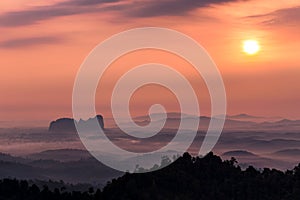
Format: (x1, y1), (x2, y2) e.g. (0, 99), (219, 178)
(49, 115), (104, 132)
(1, 152), (300, 199)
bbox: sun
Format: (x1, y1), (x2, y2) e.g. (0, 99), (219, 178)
(243, 40), (260, 55)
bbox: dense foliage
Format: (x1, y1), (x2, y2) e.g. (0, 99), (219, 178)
(1, 152), (300, 200)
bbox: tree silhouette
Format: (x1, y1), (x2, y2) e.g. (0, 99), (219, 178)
(1, 152), (300, 199)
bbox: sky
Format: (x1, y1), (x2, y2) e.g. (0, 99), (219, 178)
(0, 0), (299, 126)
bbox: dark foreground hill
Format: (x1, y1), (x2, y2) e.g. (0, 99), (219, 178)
(1, 152), (300, 200)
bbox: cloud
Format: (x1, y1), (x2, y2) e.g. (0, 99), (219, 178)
(0, 0), (119, 27)
(0, 8), (76, 27)
(0, 36), (63, 48)
(126, 0), (246, 18)
(0, 0), (246, 27)
(60, 0), (120, 6)
(246, 6), (300, 27)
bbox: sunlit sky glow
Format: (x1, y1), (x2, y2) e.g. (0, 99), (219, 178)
(0, 0), (299, 125)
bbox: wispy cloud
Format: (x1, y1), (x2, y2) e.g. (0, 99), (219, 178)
(0, 0), (247, 27)
(246, 6), (300, 27)
(125, 0), (246, 18)
(0, 36), (63, 48)
(0, 0), (120, 27)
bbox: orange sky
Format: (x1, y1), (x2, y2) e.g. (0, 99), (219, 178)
(0, 0), (299, 126)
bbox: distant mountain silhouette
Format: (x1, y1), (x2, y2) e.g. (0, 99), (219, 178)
(48, 113), (298, 133)
(275, 119), (300, 125)
(133, 112), (197, 121)
(122, 113), (257, 131)
(0, 150), (121, 184)
(273, 149), (300, 156)
(220, 149), (294, 170)
(28, 149), (93, 162)
(120, 112), (299, 132)
(49, 115), (104, 132)
(49, 118), (75, 132)
(0, 153), (28, 163)
(229, 113), (262, 119)
(222, 150), (256, 157)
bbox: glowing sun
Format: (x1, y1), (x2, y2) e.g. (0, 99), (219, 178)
(243, 40), (260, 55)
